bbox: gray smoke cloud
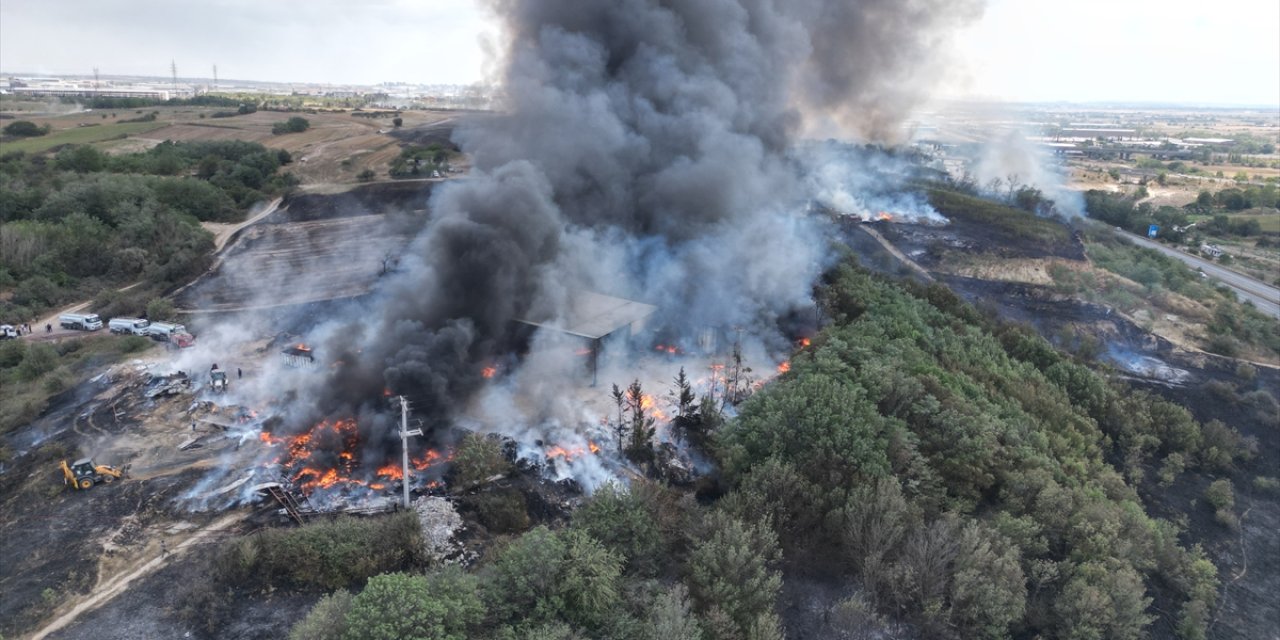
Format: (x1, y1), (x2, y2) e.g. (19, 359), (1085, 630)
(294, 0), (984, 455)
(970, 130), (1085, 217)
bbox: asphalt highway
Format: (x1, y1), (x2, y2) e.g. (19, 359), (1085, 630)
(1117, 229), (1280, 318)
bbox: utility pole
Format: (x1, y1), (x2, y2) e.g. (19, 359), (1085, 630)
(212, 64), (218, 91)
(398, 396), (422, 509)
(92, 67), (99, 96)
(170, 59), (178, 96)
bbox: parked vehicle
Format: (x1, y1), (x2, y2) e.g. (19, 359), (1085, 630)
(108, 317), (151, 335)
(147, 322), (187, 340)
(59, 313), (103, 331)
(0, 325), (17, 340)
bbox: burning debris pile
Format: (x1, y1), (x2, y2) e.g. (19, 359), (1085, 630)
(249, 417), (450, 511)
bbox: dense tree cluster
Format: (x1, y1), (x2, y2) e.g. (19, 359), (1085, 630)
(0, 140), (295, 322)
(715, 265), (1232, 638)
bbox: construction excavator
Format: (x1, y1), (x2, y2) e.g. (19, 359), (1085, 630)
(60, 458), (126, 490)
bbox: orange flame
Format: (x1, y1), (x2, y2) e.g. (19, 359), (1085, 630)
(481, 366), (497, 379)
(876, 212), (893, 222)
(259, 418), (449, 495)
(777, 361), (791, 374)
(640, 394), (668, 421)
(546, 441), (601, 461)
(798, 337), (811, 347)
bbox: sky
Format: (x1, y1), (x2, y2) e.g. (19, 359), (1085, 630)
(2, 0), (1277, 105)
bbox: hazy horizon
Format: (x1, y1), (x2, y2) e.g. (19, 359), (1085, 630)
(2, 0), (1278, 106)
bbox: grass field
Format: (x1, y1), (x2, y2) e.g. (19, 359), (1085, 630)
(1237, 213), (1280, 233)
(0, 121), (167, 154)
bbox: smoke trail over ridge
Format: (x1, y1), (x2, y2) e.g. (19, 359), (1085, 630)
(304, 0), (984, 439)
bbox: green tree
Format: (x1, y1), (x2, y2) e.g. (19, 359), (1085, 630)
(648, 584), (702, 640)
(625, 380), (656, 463)
(3, 120), (49, 137)
(290, 590), (353, 640)
(686, 512), (782, 637)
(393, 117), (403, 128)
(451, 432), (511, 487)
(146, 297), (175, 322)
(484, 526), (621, 630)
(273, 116), (311, 135)
(55, 145), (107, 173)
(357, 169), (376, 182)
(343, 572), (474, 640)
(1052, 561), (1153, 640)
(16, 343), (58, 381)
(571, 482), (662, 576)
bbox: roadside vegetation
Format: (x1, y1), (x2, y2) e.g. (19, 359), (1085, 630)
(1070, 192), (1280, 360)
(0, 140), (296, 324)
(0, 335), (152, 437)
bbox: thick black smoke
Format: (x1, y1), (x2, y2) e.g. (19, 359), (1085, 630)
(307, 0), (982, 439)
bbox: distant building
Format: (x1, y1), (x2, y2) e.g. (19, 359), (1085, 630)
(1183, 138), (1235, 146)
(8, 77), (192, 100)
(1060, 128), (1137, 140)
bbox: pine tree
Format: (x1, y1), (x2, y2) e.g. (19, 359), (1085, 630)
(611, 383), (627, 454)
(625, 380), (655, 463)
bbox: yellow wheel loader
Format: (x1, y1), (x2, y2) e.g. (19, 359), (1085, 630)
(60, 458), (126, 490)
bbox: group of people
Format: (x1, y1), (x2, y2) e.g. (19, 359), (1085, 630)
(6, 323), (51, 336)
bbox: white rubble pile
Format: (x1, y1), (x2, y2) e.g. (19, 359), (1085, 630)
(413, 496), (471, 565)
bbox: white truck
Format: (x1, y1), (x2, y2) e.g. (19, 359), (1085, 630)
(0, 325), (18, 340)
(59, 313), (103, 331)
(147, 322), (195, 347)
(108, 317), (151, 335)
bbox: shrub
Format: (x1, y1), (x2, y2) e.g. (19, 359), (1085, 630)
(3, 120), (49, 137)
(450, 433), (510, 488)
(213, 512), (423, 592)
(272, 116), (311, 135)
(342, 570), (483, 640)
(1252, 476), (1280, 495)
(571, 482), (662, 576)
(469, 488), (529, 534)
(145, 298), (175, 322)
(289, 590), (353, 640)
(1204, 479), (1234, 510)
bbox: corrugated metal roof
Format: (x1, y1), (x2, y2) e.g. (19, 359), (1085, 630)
(517, 290), (656, 340)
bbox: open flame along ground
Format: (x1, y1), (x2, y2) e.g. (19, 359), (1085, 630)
(258, 418), (450, 494)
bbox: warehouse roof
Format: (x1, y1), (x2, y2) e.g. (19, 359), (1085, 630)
(517, 290), (656, 340)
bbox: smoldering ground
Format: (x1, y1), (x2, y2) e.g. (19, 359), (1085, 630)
(256, 0), (988, 478)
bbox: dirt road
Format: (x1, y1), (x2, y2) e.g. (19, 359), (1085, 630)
(202, 196), (284, 252)
(29, 512), (246, 640)
(17, 282), (144, 343)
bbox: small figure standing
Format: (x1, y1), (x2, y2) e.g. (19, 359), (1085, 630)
(45, 323), (52, 333)
(191, 420), (197, 431)
(161, 540), (169, 557)
(237, 367), (242, 379)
